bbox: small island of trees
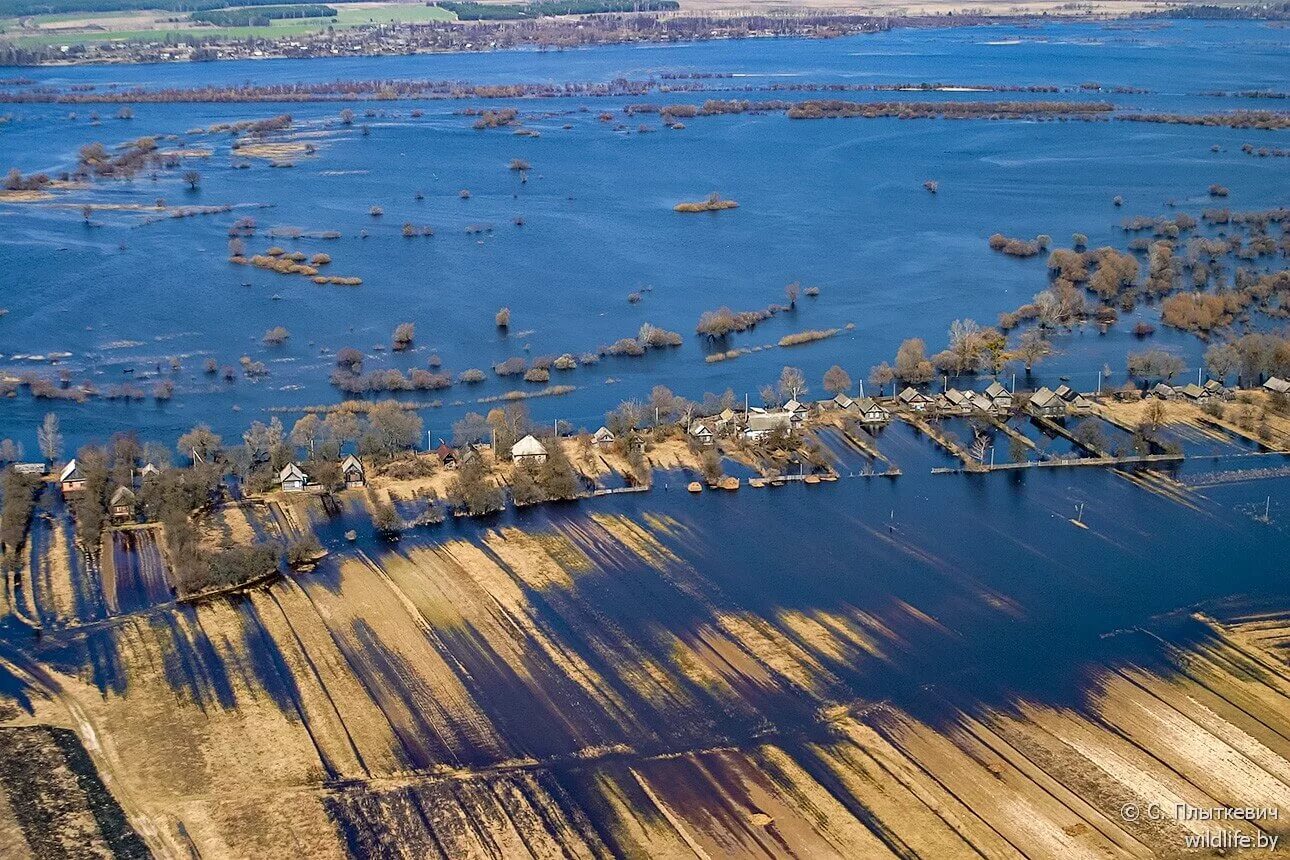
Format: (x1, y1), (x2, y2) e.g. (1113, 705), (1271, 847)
(674, 193), (739, 213)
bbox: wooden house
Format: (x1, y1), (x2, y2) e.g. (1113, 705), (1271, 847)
(1176, 382), (1211, 403)
(985, 381), (1014, 412)
(511, 435), (548, 465)
(1264, 377), (1290, 394)
(433, 442), (457, 468)
(1055, 384), (1094, 414)
(592, 426), (616, 448)
(936, 388), (972, 415)
(782, 399), (810, 427)
(744, 410), (793, 440)
(968, 392), (996, 415)
(1027, 387), (1067, 419)
(340, 454), (366, 488)
(278, 462), (309, 492)
(1151, 383), (1177, 400)
(1202, 379), (1231, 400)
(59, 459), (86, 493)
(688, 421), (716, 447)
(109, 486), (136, 523)
(854, 397), (890, 425)
(897, 387), (933, 412)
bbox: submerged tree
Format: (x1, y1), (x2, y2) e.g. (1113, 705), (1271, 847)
(893, 339), (934, 384)
(778, 366), (808, 402)
(823, 365), (852, 395)
(1013, 329), (1052, 373)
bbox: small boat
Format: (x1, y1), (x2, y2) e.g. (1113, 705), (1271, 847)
(271, 294), (282, 301)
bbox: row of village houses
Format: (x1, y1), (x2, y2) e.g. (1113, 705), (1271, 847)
(679, 374), (1285, 445)
(40, 376), (1290, 498)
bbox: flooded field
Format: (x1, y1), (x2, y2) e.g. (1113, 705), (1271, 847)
(1, 441), (1287, 856)
(0, 13), (1286, 859)
(0, 19), (1287, 448)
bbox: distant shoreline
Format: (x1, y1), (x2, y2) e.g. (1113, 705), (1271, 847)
(1, 6), (1285, 68)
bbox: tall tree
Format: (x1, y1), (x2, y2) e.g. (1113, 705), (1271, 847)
(37, 412), (62, 463)
(822, 365), (852, 395)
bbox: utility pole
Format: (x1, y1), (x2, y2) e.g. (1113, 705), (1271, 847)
(858, 380), (865, 398)
(1097, 370), (1102, 396)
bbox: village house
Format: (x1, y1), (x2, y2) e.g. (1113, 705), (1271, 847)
(1151, 382), (1177, 400)
(13, 463), (47, 477)
(434, 442), (458, 468)
(985, 381), (1014, 412)
(592, 426), (616, 448)
(744, 410), (793, 441)
(830, 393), (855, 412)
(1054, 384), (1094, 414)
(897, 387), (933, 412)
(1263, 376), (1289, 395)
(278, 462), (309, 493)
(781, 399), (810, 428)
(511, 434), (548, 465)
(1176, 382), (1212, 403)
(688, 421), (716, 447)
(59, 459), (86, 493)
(968, 392), (997, 415)
(109, 486), (136, 523)
(340, 454), (366, 488)
(854, 397), (891, 425)
(1027, 387), (1067, 419)
(138, 463), (161, 481)
(1202, 379), (1231, 400)
(936, 388), (972, 416)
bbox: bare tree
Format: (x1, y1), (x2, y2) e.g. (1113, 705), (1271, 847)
(868, 363), (896, 397)
(1014, 329), (1052, 373)
(182, 170), (200, 191)
(37, 412), (62, 463)
(894, 339), (934, 383)
(822, 365), (852, 395)
(778, 366), (808, 402)
(392, 322), (415, 351)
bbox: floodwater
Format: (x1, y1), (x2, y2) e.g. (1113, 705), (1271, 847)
(0, 19), (1286, 451)
(7, 427), (1289, 856)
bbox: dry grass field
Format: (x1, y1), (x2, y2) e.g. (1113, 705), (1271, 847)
(2, 499), (1289, 857)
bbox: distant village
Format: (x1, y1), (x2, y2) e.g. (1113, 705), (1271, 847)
(0, 12), (895, 66)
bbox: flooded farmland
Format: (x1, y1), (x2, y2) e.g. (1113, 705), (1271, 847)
(0, 11), (1287, 860)
(2, 440), (1289, 856)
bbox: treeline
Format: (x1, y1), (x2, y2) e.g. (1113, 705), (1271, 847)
(0, 0), (361, 15)
(435, 0), (678, 19)
(191, 4), (338, 25)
